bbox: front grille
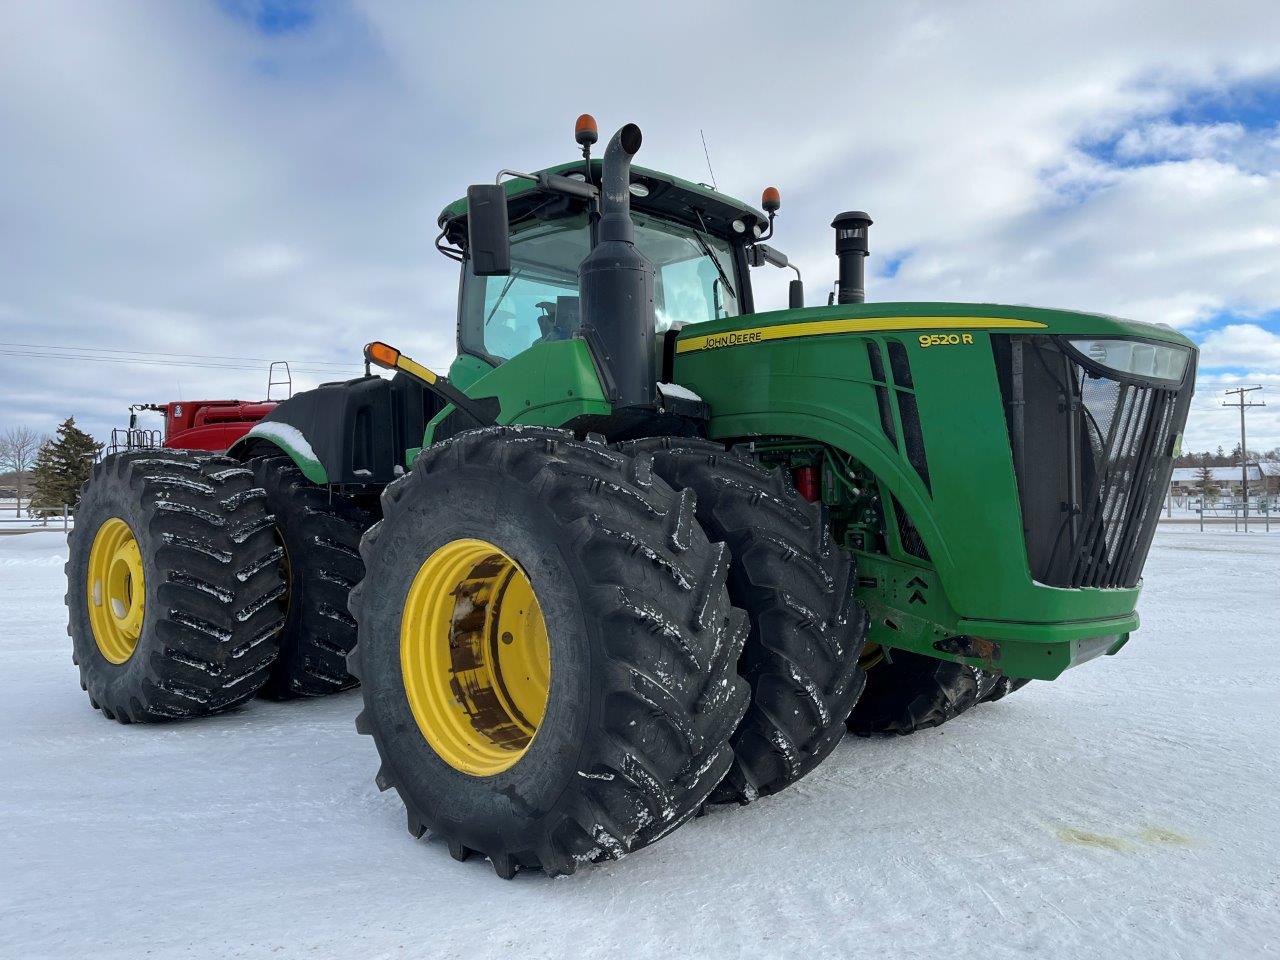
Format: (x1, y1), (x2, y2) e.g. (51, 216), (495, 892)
(866, 343), (897, 450)
(868, 339), (931, 490)
(992, 335), (1194, 589)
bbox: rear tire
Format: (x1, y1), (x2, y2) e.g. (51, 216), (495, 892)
(981, 674), (1031, 703)
(67, 451), (286, 722)
(349, 427), (750, 877)
(250, 456), (370, 699)
(846, 649), (979, 736)
(624, 438), (867, 804)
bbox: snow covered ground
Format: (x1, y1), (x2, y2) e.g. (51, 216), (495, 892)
(2, 528), (1277, 959)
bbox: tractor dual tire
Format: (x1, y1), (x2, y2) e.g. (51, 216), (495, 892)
(980, 674), (1032, 703)
(847, 650), (1029, 736)
(847, 649), (979, 736)
(67, 450), (287, 722)
(624, 438), (867, 805)
(250, 456), (370, 699)
(349, 427), (750, 878)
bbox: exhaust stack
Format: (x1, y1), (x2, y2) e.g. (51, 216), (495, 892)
(578, 124), (655, 408)
(832, 211), (873, 304)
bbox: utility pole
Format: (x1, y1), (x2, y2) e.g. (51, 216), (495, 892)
(1223, 386), (1265, 529)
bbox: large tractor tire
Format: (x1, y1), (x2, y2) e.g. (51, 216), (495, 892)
(624, 438), (867, 805)
(250, 456), (370, 699)
(67, 451), (287, 722)
(847, 648), (978, 736)
(349, 427), (750, 878)
(980, 674), (1032, 703)
(847, 649), (1029, 736)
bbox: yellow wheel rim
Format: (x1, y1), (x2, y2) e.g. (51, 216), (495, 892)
(86, 517), (146, 664)
(859, 642), (885, 671)
(401, 538), (552, 776)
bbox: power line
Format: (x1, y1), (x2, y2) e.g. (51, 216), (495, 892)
(0, 340), (356, 368)
(0, 348), (359, 375)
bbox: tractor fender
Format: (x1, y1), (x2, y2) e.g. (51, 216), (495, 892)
(228, 424), (328, 484)
(227, 374), (443, 487)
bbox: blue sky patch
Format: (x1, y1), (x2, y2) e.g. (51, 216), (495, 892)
(1079, 74), (1280, 169)
(217, 0), (316, 36)
(878, 252), (908, 280)
(1166, 77), (1280, 130)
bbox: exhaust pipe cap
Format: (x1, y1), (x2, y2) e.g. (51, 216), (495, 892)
(618, 123), (642, 156)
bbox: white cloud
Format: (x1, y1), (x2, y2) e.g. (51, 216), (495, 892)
(1198, 323), (1280, 368)
(1114, 121), (1246, 161)
(0, 0), (1279, 453)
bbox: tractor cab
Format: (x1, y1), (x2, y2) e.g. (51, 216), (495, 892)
(436, 159), (782, 368)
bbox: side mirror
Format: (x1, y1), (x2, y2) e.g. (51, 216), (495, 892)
(749, 242), (804, 309)
(466, 184), (511, 276)
(789, 279), (805, 309)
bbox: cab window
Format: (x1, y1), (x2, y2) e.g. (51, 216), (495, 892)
(459, 213), (739, 362)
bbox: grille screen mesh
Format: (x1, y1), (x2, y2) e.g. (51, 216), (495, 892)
(891, 494), (931, 562)
(992, 335), (1193, 589)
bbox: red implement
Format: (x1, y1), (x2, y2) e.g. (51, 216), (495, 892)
(161, 400), (277, 452)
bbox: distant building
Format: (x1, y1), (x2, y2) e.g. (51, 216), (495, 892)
(1170, 462), (1279, 497)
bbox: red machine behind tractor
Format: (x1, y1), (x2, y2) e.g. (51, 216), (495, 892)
(114, 400), (278, 453)
(108, 363), (290, 455)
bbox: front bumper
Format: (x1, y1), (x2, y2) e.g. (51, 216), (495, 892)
(856, 550), (1139, 680)
(954, 612), (1136, 680)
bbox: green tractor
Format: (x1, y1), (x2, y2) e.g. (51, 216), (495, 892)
(66, 117), (1197, 877)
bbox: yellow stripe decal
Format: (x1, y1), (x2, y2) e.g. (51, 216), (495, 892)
(675, 316), (1049, 354)
(397, 356), (438, 383)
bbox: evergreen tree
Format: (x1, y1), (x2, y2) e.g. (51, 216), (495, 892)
(1195, 463), (1217, 507)
(29, 418), (102, 514)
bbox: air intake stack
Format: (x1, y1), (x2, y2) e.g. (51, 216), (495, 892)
(832, 211), (873, 304)
(577, 123), (656, 409)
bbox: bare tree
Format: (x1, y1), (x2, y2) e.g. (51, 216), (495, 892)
(0, 426), (46, 517)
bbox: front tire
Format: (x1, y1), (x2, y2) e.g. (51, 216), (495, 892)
(349, 427), (750, 877)
(625, 438), (867, 804)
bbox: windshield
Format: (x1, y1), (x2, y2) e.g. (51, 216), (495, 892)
(460, 214), (740, 362)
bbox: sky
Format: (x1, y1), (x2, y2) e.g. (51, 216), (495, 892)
(1, 0), (1278, 453)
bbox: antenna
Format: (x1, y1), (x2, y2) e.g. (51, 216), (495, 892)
(699, 128), (718, 190)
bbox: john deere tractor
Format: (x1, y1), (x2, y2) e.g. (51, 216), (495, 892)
(67, 117), (1197, 877)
